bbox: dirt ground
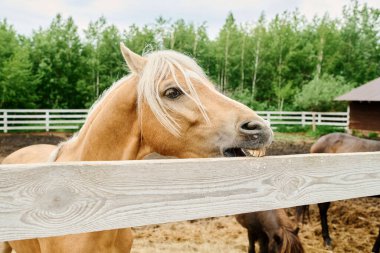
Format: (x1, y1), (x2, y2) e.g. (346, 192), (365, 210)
(0, 132), (379, 253)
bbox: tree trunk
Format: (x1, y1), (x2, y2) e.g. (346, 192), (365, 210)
(223, 29), (230, 91)
(277, 39), (283, 111)
(240, 34), (246, 90)
(316, 36), (325, 79)
(170, 30), (175, 49)
(192, 32), (198, 56)
(279, 97), (284, 112)
(251, 37), (260, 100)
(96, 71), (100, 98)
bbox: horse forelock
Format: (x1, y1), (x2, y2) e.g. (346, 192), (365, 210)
(137, 50), (210, 136)
(280, 228), (304, 253)
(276, 210), (304, 253)
(279, 222), (304, 253)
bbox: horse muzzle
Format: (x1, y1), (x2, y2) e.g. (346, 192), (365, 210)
(222, 120), (273, 157)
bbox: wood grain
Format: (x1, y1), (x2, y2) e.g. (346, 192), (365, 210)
(0, 152), (379, 241)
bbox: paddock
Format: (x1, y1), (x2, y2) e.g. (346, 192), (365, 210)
(0, 133), (379, 252)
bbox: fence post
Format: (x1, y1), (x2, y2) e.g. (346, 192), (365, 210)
(346, 106), (350, 132)
(3, 111), (8, 133)
(45, 111), (50, 132)
(301, 112), (305, 126)
(312, 113), (316, 132)
(266, 112), (271, 126)
(318, 113), (322, 124)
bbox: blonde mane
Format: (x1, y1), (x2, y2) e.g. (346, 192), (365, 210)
(138, 50), (210, 136)
(49, 50), (210, 161)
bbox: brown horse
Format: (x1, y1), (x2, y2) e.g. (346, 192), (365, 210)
(1, 44), (273, 253)
(296, 132), (380, 252)
(236, 209), (304, 253)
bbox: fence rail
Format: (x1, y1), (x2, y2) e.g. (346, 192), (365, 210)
(0, 109), (88, 133)
(0, 152), (379, 242)
(0, 110), (348, 133)
(256, 111), (348, 127)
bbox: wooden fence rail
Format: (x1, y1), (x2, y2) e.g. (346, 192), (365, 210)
(0, 152), (379, 242)
(0, 110), (348, 133)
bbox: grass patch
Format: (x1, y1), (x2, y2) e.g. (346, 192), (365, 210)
(274, 125), (345, 138)
(273, 132), (315, 143)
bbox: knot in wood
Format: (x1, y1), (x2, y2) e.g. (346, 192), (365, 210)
(36, 187), (75, 213)
(271, 174), (302, 200)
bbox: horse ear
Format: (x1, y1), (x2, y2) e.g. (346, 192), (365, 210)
(120, 42), (147, 74)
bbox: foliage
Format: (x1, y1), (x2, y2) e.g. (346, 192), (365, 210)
(275, 125), (310, 133)
(305, 126), (346, 138)
(0, 20), (37, 108)
(0, 1), (379, 110)
(276, 125), (345, 138)
(228, 88), (277, 111)
(30, 14), (86, 108)
(367, 132), (379, 139)
(294, 74), (354, 111)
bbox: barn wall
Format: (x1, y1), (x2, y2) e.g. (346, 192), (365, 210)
(349, 101), (380, 132)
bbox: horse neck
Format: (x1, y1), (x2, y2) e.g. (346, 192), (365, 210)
(57, 76), (152, 161)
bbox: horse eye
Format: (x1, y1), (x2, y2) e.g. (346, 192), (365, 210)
(164, 88), (183, 99)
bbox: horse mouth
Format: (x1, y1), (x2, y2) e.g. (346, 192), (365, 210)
(223, 148), (266, 157)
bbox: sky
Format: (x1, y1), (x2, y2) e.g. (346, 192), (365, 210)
(1, 0), (379, 38)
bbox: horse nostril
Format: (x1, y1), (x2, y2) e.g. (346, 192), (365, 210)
(240, 121), (262, 131)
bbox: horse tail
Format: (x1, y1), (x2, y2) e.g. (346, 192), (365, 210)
(295, 205), (310, 224)
(280, 228), (305, 253)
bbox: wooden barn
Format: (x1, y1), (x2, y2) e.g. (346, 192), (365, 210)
(336, 77), (380, 133)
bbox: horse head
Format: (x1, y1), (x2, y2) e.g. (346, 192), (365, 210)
(120, 43), (273, 158)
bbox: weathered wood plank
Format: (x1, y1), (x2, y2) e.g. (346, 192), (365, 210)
(0, 152), (379, 241)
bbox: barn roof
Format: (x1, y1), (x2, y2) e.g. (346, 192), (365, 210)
(336, 77), (380, 101)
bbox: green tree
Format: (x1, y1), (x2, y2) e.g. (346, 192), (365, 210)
(295, 74), (354, 111)
(338, 1), (380, 84)
(84, 17), (124, 105)
(30, 14), (86, 108)
(0, 20), (36, 108)
(216, 13), (241, 91)
(1, 2), (379, 111)
(123, 24), (158, 54)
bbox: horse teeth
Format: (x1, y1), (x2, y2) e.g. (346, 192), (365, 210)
(245, 149), (266, 157)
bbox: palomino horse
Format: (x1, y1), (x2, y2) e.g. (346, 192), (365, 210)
(236, 209), (304, 253)
(1, 44), (273, 253)
(296, 133), (380, 252)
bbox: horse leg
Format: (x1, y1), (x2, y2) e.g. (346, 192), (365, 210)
(247, 229), (257, 253)
(114, 228), (133, 253)
(372, 227), (380, 253)
(0, 242), (12, 253)
(318, 202), (332, 248)
(257, 236), (269, 253)
(295, 205), (310, 224)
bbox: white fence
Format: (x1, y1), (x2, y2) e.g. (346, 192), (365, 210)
(0, 109), (348, 133)
(0, 109), (88, 133)
(0, 152), (379, 241)
(256, 111), (348, 127)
